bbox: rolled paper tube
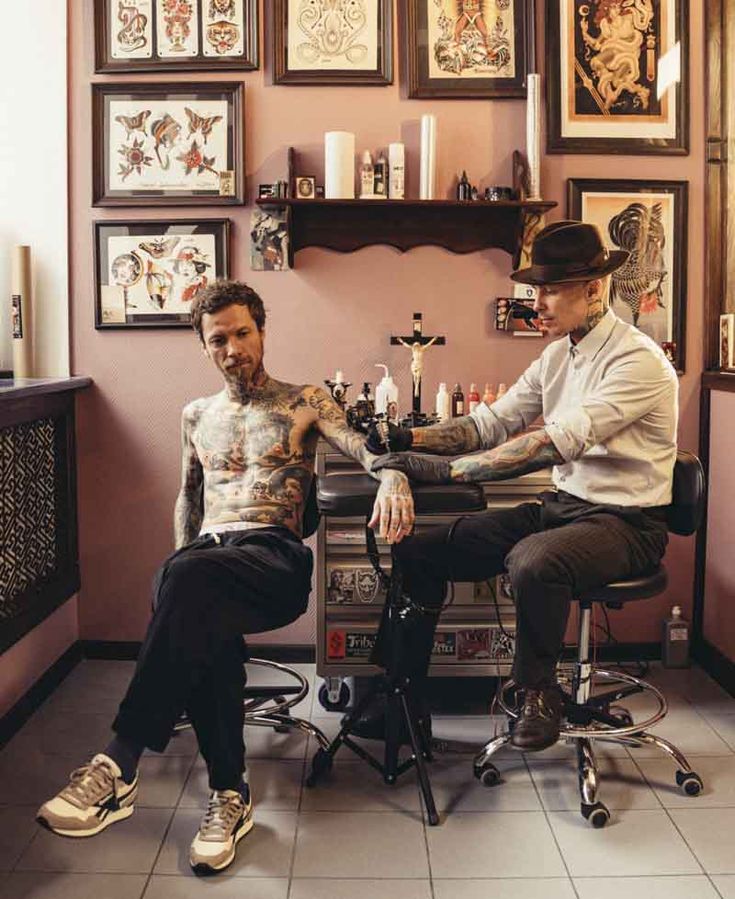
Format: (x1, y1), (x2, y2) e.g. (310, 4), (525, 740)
(324, 131), (355, 199)
(11, 245), (32, 378)
(526, 74), (542, 200)
(420, 114), (437, 200)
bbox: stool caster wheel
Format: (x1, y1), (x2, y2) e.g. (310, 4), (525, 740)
(318, 682), (351, 712)
(306, 748), (333, 788)
(676, 770), (703, 796)
(474, 763), (501, 787)
(581, 801), (610, 828)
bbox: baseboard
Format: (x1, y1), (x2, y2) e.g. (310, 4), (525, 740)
(694, 636), (735, 697)
(0, 642), (83, 750)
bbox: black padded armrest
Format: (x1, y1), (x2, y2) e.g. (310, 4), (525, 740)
(316, 473), (486, 517)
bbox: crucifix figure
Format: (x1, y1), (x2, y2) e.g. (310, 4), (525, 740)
(391, 312), (446, 418)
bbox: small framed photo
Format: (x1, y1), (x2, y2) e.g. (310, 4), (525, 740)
(94, 218), (230, 328)
(547, 0), (689, 154)
(294, 175), (316, 199)
(720, 314), (735, 370)
(405, 0), (535, 99)
(568, 178), (688, 373)
(92, 82), (244, 206)
(273, 0), (393, 85)
(94, 0), (259, 73)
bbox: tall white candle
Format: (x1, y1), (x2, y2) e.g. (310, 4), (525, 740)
(419, 114), (437, 200)
(324, 131), (355, 199)
(526, 74), (542, 200)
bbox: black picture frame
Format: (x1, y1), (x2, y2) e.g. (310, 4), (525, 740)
(273, 0), (393, 85)
(406, 0), (535, 99)
(92, 82), (244, 206)
(94, 218), (231, 329)
(94, 0), (259, 73)
(568, 178), (688, 373)
(547, 0), (689, 154)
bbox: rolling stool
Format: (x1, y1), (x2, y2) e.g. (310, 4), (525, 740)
(473, 450), (707, 827)
(174, 480), (330, 754)
(306, 472), (486, 825)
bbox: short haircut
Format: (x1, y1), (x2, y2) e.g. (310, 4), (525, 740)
(190, 280), (266, 342)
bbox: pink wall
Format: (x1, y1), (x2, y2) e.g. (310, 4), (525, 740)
(0, 598), (78, 719)
(69, 1), (705, 646)
(703, 391), (735, 660)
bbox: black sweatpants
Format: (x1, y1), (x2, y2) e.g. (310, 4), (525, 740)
(373, 491), (669, 688)
(112, 527), (313, 790)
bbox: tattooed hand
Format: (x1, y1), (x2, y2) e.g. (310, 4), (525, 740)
(367, 469), (415, 543)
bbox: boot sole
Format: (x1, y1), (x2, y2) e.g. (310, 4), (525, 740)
(36, 802), (135, 838)
(190, 815), (254, 876)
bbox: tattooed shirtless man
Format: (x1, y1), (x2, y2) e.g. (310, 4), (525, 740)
(37, 281), (415, 875)
(363, 221), (678, 753)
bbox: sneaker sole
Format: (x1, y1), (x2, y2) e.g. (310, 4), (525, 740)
(36, 803), (135, 838)
(190, 815), (254, 876)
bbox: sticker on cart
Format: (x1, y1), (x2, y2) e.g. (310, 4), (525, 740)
(345, 632), (376, 658)
(431, 632), (457, 658)
(326, 629), (346, 660)
(489, 627), (516, 660)
(457, 628), (491, 661)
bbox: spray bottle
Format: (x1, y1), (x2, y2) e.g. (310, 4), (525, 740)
(374, 364), (399, 418)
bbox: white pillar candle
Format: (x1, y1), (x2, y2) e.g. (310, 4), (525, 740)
(526, 74), (542, 201)
(324, 131), (356, 199)
(419, 114), (437, 200)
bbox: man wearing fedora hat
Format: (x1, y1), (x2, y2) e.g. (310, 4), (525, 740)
(364, 220), (678, 752)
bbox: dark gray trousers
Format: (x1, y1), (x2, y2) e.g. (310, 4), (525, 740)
(374, 491), (669, 687)
(112, 527), (312, 790)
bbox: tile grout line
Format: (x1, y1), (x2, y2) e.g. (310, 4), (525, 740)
(522, 749), (582, 899)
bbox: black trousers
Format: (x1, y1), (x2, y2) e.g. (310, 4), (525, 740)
(112, 527), (312, 790)
(373, 491), (669, 688)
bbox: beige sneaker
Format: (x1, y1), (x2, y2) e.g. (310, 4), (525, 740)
(36, 753), (138, 837)
(189, 787), (253, 875)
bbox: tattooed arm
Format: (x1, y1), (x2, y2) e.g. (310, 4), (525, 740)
(450, 429), (563, 482)
(174, 405), (204, 548)
(410, 416), (482, 454)
(307, 386), (415, 543)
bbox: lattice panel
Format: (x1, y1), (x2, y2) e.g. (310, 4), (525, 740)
(0, 418), (57, 616)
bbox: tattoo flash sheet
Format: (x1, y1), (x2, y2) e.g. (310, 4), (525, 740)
(428, 0), (516, 81)
(109, 99), (228, 192)
(112, 0), (154, 58)
(287, 0), (379, 71)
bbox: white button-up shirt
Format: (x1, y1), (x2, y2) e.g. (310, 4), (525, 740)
(470, 310), (679, 507)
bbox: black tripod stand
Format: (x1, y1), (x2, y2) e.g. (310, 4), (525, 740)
(306, 528), (440, 825)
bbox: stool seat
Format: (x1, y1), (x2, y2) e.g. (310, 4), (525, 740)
(577, 565), (668, 605)
(316, 473), (486, 517)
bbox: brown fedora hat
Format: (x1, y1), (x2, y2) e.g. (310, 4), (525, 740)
(511, 220), (629, 285)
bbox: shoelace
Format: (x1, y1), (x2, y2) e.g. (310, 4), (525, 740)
(199, 791), (245, 840)
(62, 760), (116, 806)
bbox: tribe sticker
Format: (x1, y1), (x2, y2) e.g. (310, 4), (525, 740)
(156, 0), (200, 57)
(109, 99), (228, 192)
(203, 0), (245, 56)
(103, 232), (215, 322)
(112, 0), (154, 58)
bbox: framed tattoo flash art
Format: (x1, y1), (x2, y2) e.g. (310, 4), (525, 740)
(94, 219), (230, 329)
(92, 82), (244, 206)
(547, 0), (689, 154)
(273, 0), (393, 85)
(568, 178), (688, 372)
(405, 0), (535, 99)
(94, 0), (259, 72)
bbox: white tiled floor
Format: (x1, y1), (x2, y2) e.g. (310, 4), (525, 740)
(1, 661), (734, 898)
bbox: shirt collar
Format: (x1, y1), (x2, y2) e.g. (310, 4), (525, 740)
(567, 308), (618, 361)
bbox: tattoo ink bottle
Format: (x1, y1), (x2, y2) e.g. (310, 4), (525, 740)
(497, 382), (508, 400)
(451, 383), (465, 417)
(468, 383), (480, 413)
(435, 382), (450, 421)
(373, 152), (388, 197)
(457, 171), (471, 201)
(483, 383), (497, 405)
(360, 150), (375, 199)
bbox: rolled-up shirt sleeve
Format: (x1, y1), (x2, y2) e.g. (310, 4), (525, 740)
(470, 357), (544, 449)
(545, 351), (676, 462)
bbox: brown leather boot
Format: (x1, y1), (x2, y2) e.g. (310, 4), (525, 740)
(510, 686), (563, 752)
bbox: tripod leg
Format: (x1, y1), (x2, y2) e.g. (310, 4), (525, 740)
(401, 692), (440, 826)
(383, 687), (402, 785)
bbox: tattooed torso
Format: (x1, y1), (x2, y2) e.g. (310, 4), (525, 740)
(184, 378), (322, 538)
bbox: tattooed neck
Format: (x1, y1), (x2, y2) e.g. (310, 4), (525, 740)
(224, 364), (270, 404)
(570, 296), (609, 344)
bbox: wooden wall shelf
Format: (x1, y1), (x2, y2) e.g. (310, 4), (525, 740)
(255, 197), (557, 269)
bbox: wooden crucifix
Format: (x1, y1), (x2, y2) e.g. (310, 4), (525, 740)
(391, 312), (446, 417)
